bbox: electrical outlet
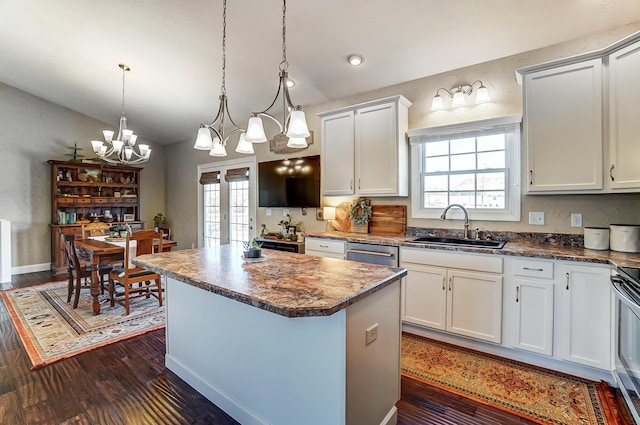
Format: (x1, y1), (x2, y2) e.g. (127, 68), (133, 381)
(529, 212), (545, 225)
(571, 213), (582, 228)
(266, 208), (272, 217)
(283, 208), (289, 216)
(365, 323), (379, 345)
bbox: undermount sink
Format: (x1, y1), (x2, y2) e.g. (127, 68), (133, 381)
(405, 236), (506, 249)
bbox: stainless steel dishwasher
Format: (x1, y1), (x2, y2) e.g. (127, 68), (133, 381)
(345, 242), (399, 267)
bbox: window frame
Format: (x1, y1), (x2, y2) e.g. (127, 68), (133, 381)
(409, 115), (522, 222)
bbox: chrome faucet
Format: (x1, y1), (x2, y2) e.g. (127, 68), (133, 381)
(440, 204), (470, 239)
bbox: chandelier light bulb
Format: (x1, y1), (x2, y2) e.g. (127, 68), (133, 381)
(245, 116), (268, 143)
(286, 110), (310, 138)
(194, 126), (214, 150)
(235, 132), (255, 154)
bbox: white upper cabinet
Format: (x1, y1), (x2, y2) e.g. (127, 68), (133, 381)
(320, 111), (355, 196)
(523, 60), (603, 193)
(608, 39), (640, 190)
(518, 31), (640, 193)
(319, 95), (411, 197)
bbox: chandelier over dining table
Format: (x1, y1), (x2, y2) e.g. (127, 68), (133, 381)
(90, 64), (151, 164)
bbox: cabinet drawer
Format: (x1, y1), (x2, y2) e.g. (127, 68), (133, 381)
(305, 238), (345, 254)
(94, 197), (109, 204)
(512, 258), (554, 279)
(124, 198), (138, 204)
(76, 197), (92, 204)
(110, 197), (124, 204)
(58, 197), (75, 205)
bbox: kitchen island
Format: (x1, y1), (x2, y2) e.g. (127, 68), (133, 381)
(134, 245), (407, 425)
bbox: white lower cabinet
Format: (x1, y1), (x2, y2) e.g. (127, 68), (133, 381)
(400, 248), (503, 344)
(505, 258), (555, 356)
(559, 262), (611, 370)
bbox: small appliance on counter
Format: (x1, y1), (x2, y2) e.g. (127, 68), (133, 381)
(610, 224), (640, 253)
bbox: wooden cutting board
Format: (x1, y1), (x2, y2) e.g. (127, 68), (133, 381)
(369, 205), (407, 236)
(330, 202), (352, 232)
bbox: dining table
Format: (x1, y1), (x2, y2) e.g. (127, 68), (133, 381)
(74, 237), (177, 315)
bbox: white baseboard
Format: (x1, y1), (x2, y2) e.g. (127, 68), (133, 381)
(12, 262), (50, 276)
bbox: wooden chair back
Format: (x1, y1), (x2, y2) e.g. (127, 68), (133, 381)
(122, 230), (163, 278)
(61, 233), (82, 271)
(82, 222), (111, 238)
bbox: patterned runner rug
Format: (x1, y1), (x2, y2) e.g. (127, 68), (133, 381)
(401, 333), (622, 425)
(1, 281), (165, 370)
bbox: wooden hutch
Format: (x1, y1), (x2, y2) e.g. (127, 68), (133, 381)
(49, 160), (145, 274)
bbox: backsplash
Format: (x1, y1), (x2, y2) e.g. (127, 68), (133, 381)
(406, 227), (585, 247)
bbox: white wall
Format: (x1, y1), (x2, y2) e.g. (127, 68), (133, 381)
(0, 82), (166, 271)
(166, 22), (640, 250)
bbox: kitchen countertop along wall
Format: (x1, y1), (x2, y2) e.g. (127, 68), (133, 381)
(306, 230), (640, 269)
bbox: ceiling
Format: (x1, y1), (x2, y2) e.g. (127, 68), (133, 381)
(2, 0), (640, 146)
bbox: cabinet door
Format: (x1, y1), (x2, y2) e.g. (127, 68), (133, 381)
(355, 102), (400, 196)
(559, 264), (611, 369)
(401, 265), (447, 330)
(321, 111), (355, 196)
(609, 40), (640, 190)
(447, 270), (503, 343)
(511, 278), (554, 356)
(524, 59), (603, 192)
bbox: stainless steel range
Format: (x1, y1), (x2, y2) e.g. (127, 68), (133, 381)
(611, 266), (640, 424)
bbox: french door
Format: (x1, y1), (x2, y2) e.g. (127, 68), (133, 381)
(198, 158), (257, 247)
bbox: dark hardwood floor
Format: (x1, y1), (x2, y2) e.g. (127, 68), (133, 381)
(0, 272), (541, 424)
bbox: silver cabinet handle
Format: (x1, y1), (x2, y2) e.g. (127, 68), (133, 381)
(350, 179), (353, 190)
(358, 178), (361, 190)
(516, 286), (519, 303)
(523, 267), (544, 272)
(346, 249), (393, 257)
(319, 244), (329, 248)
(529, 170), (533, 185)
(565, 272), (570, 290)
(442, 276), (445, 291)
(448, 276), (452, 291)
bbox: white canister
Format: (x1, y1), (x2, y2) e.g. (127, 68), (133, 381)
(584, 227), (610, 250)
(610, 224), (640, 253)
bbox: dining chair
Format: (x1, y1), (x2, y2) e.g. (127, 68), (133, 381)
(108, 230), (164, 315)
(158, 227), (171, 240)
(81, 222), (112, 238)
(61, 233), (113, 308)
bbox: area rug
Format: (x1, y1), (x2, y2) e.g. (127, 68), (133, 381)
(1, 281), (165, 370)
(401, 333), (621, 425)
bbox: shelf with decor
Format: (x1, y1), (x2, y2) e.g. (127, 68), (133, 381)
(48, 159), (145, 274)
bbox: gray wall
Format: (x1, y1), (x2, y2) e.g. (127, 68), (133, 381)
(165, 22), (640, 250)
(0, 82), (166, 271)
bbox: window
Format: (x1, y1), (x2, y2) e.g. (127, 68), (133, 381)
(409, 115), (521, 221)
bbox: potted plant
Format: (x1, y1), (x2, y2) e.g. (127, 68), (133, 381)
(278, 214), (305, 239)
(153, 212), (166, 231)
(242, 238), (263, 258)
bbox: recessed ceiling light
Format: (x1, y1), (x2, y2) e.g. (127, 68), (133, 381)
(347, 54), (364, 66)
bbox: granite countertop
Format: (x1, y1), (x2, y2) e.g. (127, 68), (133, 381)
(133, 245), (406, 318)
(306, 231), (640, 269)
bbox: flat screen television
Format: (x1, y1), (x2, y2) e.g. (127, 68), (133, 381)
(258, 155), (321, 208)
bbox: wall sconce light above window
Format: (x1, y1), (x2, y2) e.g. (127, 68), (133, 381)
(431, 80), (490, 111)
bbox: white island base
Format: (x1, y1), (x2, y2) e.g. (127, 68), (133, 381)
(165, 277), (401, 425)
